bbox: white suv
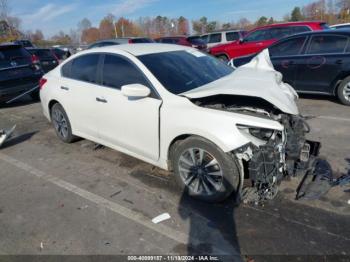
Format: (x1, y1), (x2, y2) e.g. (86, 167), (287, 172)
(40, 44), (318, 202)
(201, 30), (246, 48)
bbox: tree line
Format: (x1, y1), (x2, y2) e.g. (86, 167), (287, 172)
(2, 0), (350, 45)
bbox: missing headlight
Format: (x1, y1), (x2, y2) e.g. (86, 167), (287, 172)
(249, 128), (274, 140)
(237, 124), (275, 141)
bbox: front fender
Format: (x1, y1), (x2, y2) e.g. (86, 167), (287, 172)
(160, 100), (283, 162)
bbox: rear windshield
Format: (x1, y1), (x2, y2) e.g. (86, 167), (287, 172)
(29, 49), (54, 58)
(0, 46), (30, 60)
(15, 40), (34, 48)
(132, 38), (154, 43)
(0, 46), (31, 68)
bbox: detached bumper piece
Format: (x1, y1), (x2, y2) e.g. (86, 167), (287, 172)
(0, 125), (16, 148)
(296, 157), (350, 201)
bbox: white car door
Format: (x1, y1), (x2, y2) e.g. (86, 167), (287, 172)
(95, 54), (162, 161)
(59, 53), (102, 139)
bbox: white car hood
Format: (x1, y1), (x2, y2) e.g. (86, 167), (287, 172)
(182, 50), (299, 115)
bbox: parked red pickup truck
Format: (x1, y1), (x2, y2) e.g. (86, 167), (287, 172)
(210, 21), (329, 61)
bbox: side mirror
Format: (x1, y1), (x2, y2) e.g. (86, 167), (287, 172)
(121, 84), (151, 98)
(239, 37), (244, 43)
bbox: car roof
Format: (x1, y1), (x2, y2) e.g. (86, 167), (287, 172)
(203, 29), (244, 34)
(0, 43), (22, 48)
(330, 23), (350, 27)
(156, 36), (187, 39)
(253, 21), (325, 30)
(285, 29), (350, 38)
(84, 43), (191, 56)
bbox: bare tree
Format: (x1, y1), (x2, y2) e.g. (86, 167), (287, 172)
(0, 0), (9, 20)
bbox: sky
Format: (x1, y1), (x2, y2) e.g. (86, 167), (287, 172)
(10, 0), (317, 38)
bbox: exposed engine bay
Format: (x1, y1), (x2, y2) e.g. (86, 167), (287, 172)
(192, 95), (322, 203)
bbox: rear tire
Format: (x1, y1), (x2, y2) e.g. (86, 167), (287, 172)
(337, 76), (350, 106)
(50, 103), (77, 143)
(171, 136), (240, 202)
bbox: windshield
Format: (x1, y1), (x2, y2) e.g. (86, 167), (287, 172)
(138, 50), (233, 94)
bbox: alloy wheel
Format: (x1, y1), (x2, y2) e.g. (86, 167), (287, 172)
(178, 148), (223, 195)
(52, 108), (68, 139)
(344, 83), (350, 101)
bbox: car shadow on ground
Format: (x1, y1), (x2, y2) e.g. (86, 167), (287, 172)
(298, 94), (340, 104)
(177, 187), (241, 259)
(129, 168), (241, 258)
(0, 131), (38, 149)
(0, 95), (39, 109)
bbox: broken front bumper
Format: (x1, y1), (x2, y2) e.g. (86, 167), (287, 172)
(235, 115), (322, 203)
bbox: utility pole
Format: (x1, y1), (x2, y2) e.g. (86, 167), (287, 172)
(121, 20), (125, 37)
(112, 17), (118, 38)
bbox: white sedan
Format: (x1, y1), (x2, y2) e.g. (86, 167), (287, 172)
(40, 44), (318, 202)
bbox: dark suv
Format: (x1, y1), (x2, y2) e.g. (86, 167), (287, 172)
(231, 30), (350, 105)
(0, 44), (43, 103)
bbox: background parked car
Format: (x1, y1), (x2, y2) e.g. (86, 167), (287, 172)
(88, 37), (154, 49)
(155, 36), (207, 50)
(231, 30), (350, 105)
(27, 48), (59, 73)
(210, 21), (329, 61)
(12, 39), (35, 48)
(52, 48), (71, 62)
(330, 23), (350, 30)
(0, 43), (42, 103)
(201, 29), (247, 48)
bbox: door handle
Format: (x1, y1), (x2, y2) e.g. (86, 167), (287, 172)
(61, 86), (69, 91)
(96, 97), (107, 103)
(336, 59), (343, 65)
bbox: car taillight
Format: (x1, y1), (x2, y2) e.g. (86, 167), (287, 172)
(39, 78), (47, 90)
(51, 50), (60, 64)
(128, 39), (133, 44)
(31, 54), (39, 64)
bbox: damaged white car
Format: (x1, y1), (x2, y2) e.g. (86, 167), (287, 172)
(40, 44), (320, 202)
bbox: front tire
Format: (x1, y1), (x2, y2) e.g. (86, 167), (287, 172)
(171, 136), (240, 202)
(337, 76), (350, 106)
(50, 103), (77, 143)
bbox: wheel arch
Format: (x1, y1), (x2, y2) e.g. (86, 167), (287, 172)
(166, 133), (229, 171)
(214, 52), (230, 60)
(48, 99), (60, 120)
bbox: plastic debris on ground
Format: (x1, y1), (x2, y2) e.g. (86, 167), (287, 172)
(0, 125), (16, 148)
(152, 213), (171, 224)
(296, 158), (350, 200)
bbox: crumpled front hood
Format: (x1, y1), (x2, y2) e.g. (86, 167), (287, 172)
(182, 50), (299, 115)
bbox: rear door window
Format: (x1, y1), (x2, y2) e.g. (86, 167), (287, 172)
(244, 29), (272, 42)
(101, 55), (149, 89)
(293, 26), (311, 34)
(269, 36), (307, 57)
(201, 35), (209, 43)
(70, 54), (99, 83)
(226, 32), (240, 41)
(307, 35), (348, 54)
(269, 27), (293, 39)
(208, 33), (222, 43)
